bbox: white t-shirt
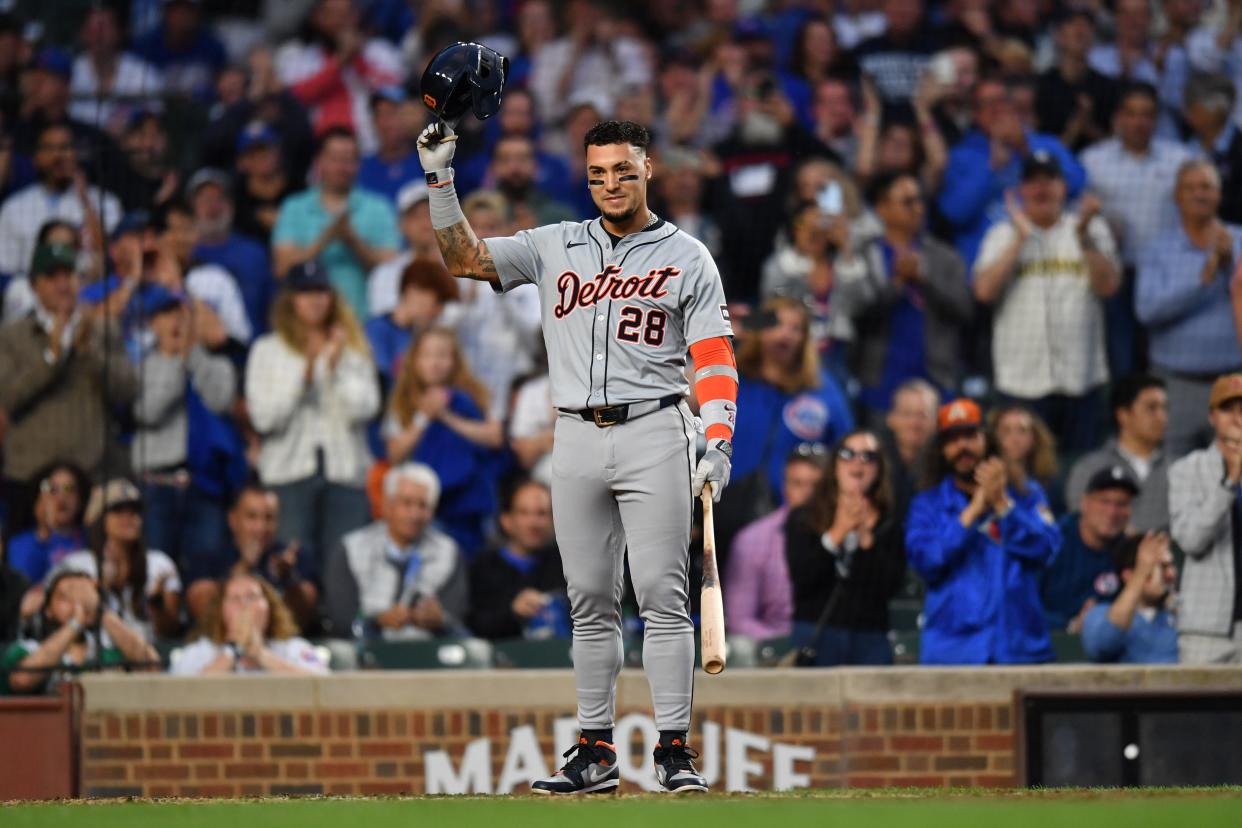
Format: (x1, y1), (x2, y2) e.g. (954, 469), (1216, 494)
(975, 214), (1117, 398)
(186, 263), (253, 345)
(508, 374), (554, 486)
(0, 183), (122, 279)
(170, 636), (329, 676)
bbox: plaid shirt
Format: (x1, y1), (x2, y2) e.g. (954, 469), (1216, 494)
(1081, 138), (1191, 266)
(1169, 443), (1239, 636)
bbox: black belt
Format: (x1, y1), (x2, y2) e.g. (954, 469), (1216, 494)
(561, 394), (681, 428)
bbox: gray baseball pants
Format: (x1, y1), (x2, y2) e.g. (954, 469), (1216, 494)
(550, 400), (698, 732)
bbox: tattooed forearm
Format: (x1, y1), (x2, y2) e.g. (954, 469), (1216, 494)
(435, 221), (498, 284)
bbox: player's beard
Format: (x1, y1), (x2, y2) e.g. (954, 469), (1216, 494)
(600, 197), (639, 225)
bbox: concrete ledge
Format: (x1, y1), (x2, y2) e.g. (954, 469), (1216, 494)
(79, 665), (1242, 713)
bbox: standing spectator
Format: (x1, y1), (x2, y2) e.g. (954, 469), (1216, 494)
(784, 430), (906, 665)
(725, 449), (825, 641)
(233, 123), (294, 245)
(69, 5), (163, 135)
(1, 570), (157, 695)
(384, 328), (503, 560)
(987, 404), (1060, 512)
(853, 0), (940, 113)
(5, 462), (87, 583)
(2, 219), (92, 326)
(0, 122), (120, 281)
(1066, 375), (1171, 532)
(484, 134), (577, 229)
(365, 259), (457, 388)
(1041, 465), (1137, 632)
(244, 261), (380, 567)
(0, 528), (31, 646)
(468, 479), (567, 641)
(152, 199), (253, 350)
(854, 74), (949, 193)
(1089, 0), (1160, 85)
(730, 297), (855, 514)
(759, 200), (853, 362)
(273, 127), (400, 320)
(1081, 83), (1192, 378)
(102, 108), (180, 213)
(131, 0), (226, 100)
(172, 572), (328, 676)
(1136, 159), (1242, 458)
(131, 286), (237, 577)
(1036, 10), (1118, 151)
(652, 147), (722, 261)
(509, 372), (555, 487)
(274, 0), (403, 154)
(938, 78), (1086, 268)
(1181, 72), (1242, 224)
(973, 152), (1120, 454)
(882, 378), (940, 510)
(358, 87), (424, 204)
(1082, 532), (1179, 663)
(324, 463), (468, 641)
(1170, 374), (1242, 663)
(12, 48), (119, 165)
(365, 182), (443, 318)
(56, 480), (182, 643)
(439, 192), (544, 422)
(1186, 0), (1242, 127)
(811, 78), (860, 166)
(838, 171), (972, 418)
(184, 484), (318, 631)
(189, 168), (275, 339)
(0, 243), (137, 534)
(528, 0), (652, 125)
(906, 398), (1060, 664)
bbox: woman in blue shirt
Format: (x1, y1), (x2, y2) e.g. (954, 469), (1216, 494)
(384, 328), (503, 560)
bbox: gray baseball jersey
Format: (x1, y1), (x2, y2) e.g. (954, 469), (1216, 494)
(486, 218), (734, 408)
(486, 216), (732, 734)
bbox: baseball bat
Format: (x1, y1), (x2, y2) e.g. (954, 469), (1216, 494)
(700, 484), (726, 675)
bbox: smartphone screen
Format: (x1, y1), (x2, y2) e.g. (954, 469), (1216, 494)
(817, 180), (843, 216)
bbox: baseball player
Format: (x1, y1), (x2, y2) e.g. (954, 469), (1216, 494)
(418, 119), (737, 794)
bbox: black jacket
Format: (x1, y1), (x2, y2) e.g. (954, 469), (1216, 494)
(467, 546), (566, 640)
(784, 505), (907, 631)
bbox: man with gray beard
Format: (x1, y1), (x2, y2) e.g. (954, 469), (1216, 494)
(189, 168), (276, 337)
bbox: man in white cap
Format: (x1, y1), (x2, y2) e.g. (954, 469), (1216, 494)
(366, 180), (439, 318)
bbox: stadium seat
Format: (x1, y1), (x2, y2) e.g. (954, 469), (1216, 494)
(756, 636), (793, 666)
(1050, 630), (1088, 663)
(491, 638), (574, 669)
(357, 638), (493, 670)
(724, 634), (758, 668)
(889, 630), (920, 665)
(887, 599), (923, 631)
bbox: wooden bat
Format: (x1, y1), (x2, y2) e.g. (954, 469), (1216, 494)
(700, 484), (726, 675)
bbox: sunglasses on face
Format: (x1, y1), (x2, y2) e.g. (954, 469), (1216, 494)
(837, 447), (880, 464)
(40, 480), (77, 495)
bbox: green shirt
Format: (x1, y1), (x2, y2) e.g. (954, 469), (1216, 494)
(1, 636), (125, 695)
(273, 186), (400, 320)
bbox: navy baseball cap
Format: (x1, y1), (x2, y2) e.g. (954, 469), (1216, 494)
(33, 48), (71, 81)
(237, 121), (279, 153)
(1021, 150), (1064, 181)
(110, 211), (153, 242)
(1085, 465), (1140, 496)
(285, 260), (332, 292)
(139, 283), (185, 316)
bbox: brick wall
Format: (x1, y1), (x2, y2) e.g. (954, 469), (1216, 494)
(79, 700), (1016, 797)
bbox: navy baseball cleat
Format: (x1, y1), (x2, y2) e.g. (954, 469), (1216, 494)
(653, 739), (708, 793)
(531, 737), (619, 795)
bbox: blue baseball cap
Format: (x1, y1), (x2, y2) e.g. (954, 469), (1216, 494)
(370, 85), (406, 107)
(33, 48), (71, 81)
(137, 283), (185, 316)
(236, 121), (279, 153)
(110, 211), (153, 242)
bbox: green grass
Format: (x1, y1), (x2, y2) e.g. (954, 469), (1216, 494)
(6, 788), (1242, 828)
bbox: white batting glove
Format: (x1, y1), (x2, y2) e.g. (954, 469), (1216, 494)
(417, 121), (457, 173)
(692, 439), (732, 502)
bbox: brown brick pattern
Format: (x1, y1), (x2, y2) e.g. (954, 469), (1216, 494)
(80, 701), (1015, 797)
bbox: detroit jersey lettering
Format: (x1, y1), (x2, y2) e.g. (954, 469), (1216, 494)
(487, 218), (733, 409)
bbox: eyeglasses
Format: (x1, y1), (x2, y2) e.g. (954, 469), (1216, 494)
(40, 480), (77, 495)
(837, 447), (880, 464)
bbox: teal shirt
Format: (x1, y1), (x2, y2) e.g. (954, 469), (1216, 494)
(273, 186), (400, 319)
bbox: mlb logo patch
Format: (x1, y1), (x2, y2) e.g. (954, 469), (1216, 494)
(719, 304), (730, 322)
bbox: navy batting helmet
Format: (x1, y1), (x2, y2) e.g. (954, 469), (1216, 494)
(419, 42), (510, 124)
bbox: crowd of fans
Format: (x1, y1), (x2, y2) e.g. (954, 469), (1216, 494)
(3, 0), (1242, 692)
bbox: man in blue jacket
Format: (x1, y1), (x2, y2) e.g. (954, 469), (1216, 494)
(938, 77), (1086, 269)
(906, 398), (1061, 664)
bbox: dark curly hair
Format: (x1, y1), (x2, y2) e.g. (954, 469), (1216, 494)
(583, 120), (651, 154)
